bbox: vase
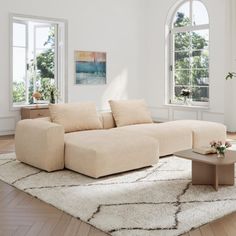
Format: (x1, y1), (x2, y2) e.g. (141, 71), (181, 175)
(50, 92), (55, 104)
(217, 150), (225, 158)
(35, 99), (39, 108)
(184, 96), (187, 105)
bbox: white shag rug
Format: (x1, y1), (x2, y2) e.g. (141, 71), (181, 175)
(1, 152), (236, 236)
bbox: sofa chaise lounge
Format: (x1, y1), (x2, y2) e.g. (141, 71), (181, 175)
(15, 100), (226, 178)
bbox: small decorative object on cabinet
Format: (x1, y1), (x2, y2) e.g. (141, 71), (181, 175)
(21, 106), (50, 119)
(32, 91), (42, 107)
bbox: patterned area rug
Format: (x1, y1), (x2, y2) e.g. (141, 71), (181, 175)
(1, 153), (236, 236)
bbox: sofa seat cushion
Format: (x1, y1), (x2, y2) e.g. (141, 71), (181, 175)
(64, 130), (159, 178)
(116, 120), (226, 156)
(116, 123), (193, 156)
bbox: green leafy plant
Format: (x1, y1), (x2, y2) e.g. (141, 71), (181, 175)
(38, 80), (59, 104)
(225, 72), (236, 80)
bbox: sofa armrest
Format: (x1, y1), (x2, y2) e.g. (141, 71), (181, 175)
(192, 122), (227, 148)
(15, 119), (65, 172)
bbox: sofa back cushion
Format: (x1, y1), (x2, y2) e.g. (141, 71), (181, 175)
(99, 112), (116, 129)
(49, 102), (102, 133)
(109, 99), (153, 127)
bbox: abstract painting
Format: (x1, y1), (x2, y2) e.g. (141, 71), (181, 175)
(75, 51), (106, 85)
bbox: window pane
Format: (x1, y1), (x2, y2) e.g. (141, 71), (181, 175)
(191, 50), (209, 69)
(13, 47), (26, 82)
(13, 81), (26, 104)
(192, 69), (209, 86)
(192, 87), (209, 102)
(175, 70), (190, 85)
(192, 1), (209, 26)
(13, 47), (26, 103)
(175, 51), (190, 69)
(191, 30), (209, 50)
(173, 2), (190, 27)
(36, 48), (55, 80)
(35, 26), (53, 49)
(174, 32), (190, 51)
(13, 23), (26, 47)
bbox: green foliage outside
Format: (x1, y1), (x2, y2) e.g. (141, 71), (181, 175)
(13, 28), (56, 104)
(173, 12), (209, 102)
(13, 81), (26, 103)
(36, 49), (54, 79)
(38, 77), (59, 103)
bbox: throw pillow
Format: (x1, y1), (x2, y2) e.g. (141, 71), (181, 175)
(109, 99), (153, 127)
(49, 102), (102, 133)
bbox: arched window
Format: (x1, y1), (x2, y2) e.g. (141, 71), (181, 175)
(168, 0), (209, 106)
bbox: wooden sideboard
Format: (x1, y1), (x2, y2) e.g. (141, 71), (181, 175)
(21, 106), (50, 119)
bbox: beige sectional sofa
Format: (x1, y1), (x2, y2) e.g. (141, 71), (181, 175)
(15, 100), (227, 178)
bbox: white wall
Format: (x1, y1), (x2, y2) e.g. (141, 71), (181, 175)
(224, 0), (236, 132)
(0, 0), (145, 135)
(143, 0), (229, 125)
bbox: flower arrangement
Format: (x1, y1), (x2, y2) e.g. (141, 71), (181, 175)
(180, 88), (191, 97)
(180, 88), (191, 104)
(210, 140), (232, 157)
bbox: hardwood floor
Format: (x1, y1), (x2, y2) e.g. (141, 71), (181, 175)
(0, 180), (108, 236)
(1, 134), (236, 236)
(0, 135), (108, 236)
(0, 135), (15, 154)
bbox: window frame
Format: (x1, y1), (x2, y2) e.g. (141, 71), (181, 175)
(9, 13), (68, 110)
(167, 0), (210, 107)
(12, 19), (29, 105)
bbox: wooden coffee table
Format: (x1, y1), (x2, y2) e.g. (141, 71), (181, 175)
(174, 149), (236, 191)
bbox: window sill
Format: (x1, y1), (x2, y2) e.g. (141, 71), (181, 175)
(11, 103), (49, 111)
(164, 103), (209, 110)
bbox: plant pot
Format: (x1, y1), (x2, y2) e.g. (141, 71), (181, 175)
(183, 97), (191, 105)
(217, 150), (225, 158)
(50, 92), (55, 104)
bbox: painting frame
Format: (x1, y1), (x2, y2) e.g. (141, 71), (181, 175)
(74, 50), (107, 85)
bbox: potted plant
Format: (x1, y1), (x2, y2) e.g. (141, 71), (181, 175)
(47, 84), (59, 104)
(39, 82), (59, 104)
